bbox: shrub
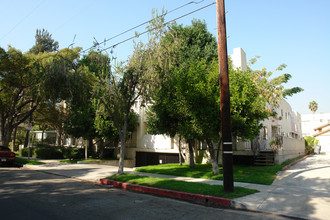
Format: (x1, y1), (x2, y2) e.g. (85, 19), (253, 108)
(19, 147), (35, 157)
(62, 147), (84, 160)
(304, 136), (319, 154)
(19, 145), (84, 159)
(34, 147), (63, 159)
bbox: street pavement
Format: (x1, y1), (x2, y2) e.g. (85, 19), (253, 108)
(23, 153), (330, 220)
(2, 167), (283, 220)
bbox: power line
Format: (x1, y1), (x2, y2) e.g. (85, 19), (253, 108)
(0, 0), (45, 42)
(81, 0), (209, 53)
(97, 1), (216, 53)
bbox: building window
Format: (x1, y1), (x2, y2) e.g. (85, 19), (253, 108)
(263, 127), (268, 140)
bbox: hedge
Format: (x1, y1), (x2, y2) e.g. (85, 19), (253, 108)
(20, 145), (84, 159)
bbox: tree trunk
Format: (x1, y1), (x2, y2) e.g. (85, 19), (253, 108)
(232, 136), (237, 151)
(1, 129), (12, 147)
(41, 128), (45, 145)
(85, 144), (88, 160)
(99, 139), (105, 159)
(24, 130), (30, 149)
(178, 137), (183, 166)
(87, 138), (93, 158)
(11, 126), (18, 151)
(216, 138), (222, 164)
(216, 133), (223, 164)
(206, 138), (220, 175)
(118, 115), (128, 175)
(0, 117), (13, 147)
(118, 134), (126, 175)
(187, 139), (195, 168)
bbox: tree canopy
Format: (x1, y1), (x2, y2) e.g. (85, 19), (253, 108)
(29, 29), (59, 54)
(145, 19), (303, 173)
(308, 101), (318, 114)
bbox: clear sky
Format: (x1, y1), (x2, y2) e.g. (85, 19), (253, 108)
(1, 0), (329, 114)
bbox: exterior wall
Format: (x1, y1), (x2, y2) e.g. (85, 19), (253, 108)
(317, 135), (330, 152)
(230, 47), (247, 71)
(301, 113), (330, 136)
(301, 113), (330, 152)
(263, 99), (302, 143)
(127, 101), (181, 166)
(275, 137), (305, 164)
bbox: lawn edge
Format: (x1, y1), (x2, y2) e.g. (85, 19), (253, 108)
(280, 154), (313, 171)
(99, 178), (231, 208)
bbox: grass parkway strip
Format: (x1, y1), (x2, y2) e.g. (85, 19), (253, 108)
(135, 155), (309, 185)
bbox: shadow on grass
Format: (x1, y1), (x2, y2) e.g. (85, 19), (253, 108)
(135, 156), (308, 185)
(108, 174), (258, 199)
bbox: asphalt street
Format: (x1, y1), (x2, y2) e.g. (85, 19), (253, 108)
(0, 167), (287, 220)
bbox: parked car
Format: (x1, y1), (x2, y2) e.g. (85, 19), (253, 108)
(0, 146), (16, 166)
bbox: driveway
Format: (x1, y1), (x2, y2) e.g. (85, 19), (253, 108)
(233, 153), (330, 220)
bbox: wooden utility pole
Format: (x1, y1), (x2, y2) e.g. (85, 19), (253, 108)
(216, 0), (234, 192)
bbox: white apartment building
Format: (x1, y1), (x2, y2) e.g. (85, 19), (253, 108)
(124, 47), (305, 167)
(301, 113), (330, 152)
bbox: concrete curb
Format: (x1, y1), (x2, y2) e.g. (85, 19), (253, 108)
(281, 154), (313, 171)
(99, 179), (231, 208)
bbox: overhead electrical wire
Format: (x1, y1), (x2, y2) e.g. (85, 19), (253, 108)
(96, 1), (216, 53)
(0, 0), (46, 42)
(81, 0), (212, 54)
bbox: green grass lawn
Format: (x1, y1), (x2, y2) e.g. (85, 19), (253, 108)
(108, 174), (258, 199)
(136, 156), (305, 185)
(15, 157), (45, 165)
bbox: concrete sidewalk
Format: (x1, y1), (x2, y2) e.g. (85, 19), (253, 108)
(23, 154), (330, 220)
(232, 153), (330, 220)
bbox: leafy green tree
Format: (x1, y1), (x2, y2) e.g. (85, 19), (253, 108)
(29, 29), (59, 54)
(246, 62), (303, 109)
(0, 40), (81, 148)
(94, 43), (149, 174)
(34, 102), (68, 145)
(20, 29), (60, 148)
(0, 47), (38, 146)
(65, 51), (118, 159)
(146, 20), (218, 169)
(145, 19), (303, 174)
(308, 101), (318, 114)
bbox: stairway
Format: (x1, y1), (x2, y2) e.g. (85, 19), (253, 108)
(254, 151), (275, 166)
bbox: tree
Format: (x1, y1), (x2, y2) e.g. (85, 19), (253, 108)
(20, 29), (60, 148)
(65, 51), (122, 159)
(0, 47), (39, 146)
(29, 29), (59, 54)
(309, 101), (318, 114)
(0, 38), (81, 148)
(34, 101), (68, 145)
(146, 20), (218, 169)
(145, 19), (303, 174)
(94, 43), (149, 175)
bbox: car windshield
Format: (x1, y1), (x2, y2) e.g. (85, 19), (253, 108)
(0, 146), (10, 151)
